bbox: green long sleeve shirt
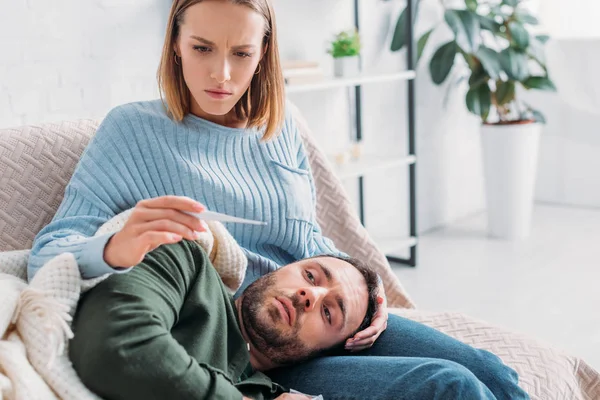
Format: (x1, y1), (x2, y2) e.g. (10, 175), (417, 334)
(69, 240), (284, 400)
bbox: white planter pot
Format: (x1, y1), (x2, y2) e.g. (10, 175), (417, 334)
(481, 122), (542, 240)
(333, 56), (360, 78)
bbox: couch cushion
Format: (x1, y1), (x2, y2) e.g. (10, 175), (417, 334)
(0, 120), (99, 252)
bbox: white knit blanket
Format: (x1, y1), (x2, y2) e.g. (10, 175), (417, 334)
(95, 209), (248, 294)
(0, 211), (247, 400)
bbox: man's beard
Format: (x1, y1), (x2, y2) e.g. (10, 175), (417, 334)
(241, 273), (319, 365)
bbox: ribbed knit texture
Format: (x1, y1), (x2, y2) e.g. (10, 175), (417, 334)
(27, 99), (340, 293)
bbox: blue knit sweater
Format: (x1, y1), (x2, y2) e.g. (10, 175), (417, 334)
(28, 99), (341, 294)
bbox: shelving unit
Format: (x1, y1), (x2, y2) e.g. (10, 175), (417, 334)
(375, 235), (419, 256)
(285, 0), (418, 267)
(285, 71), (416, 94)
(330, 154), (416, 181)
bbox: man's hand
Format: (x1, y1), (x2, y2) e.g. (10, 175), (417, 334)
(274, 393), (312, 399)
(103, 196), (206, 268)
(345, 280), (388, 352)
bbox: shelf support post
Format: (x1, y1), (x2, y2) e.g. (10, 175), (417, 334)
(352, 0), (366, 226)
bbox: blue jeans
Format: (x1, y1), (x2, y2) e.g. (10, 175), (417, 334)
(266, 314), (530, 400)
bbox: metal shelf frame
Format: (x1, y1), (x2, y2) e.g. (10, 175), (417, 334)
(352, 0), (418, 267)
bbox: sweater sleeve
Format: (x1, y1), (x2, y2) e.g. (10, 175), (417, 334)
(69, 240), (246, 400)
(28, 106), (136, 280)
(287, 113), (347, 258)
(28, 185), (126, 280)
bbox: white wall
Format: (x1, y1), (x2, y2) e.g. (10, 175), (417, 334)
(0, 0), (486, 244)
(538, 0), (600, 39)
(0, 0), (169, 127)
(529, 39), (600, 208)
(524, 0), (600, 208)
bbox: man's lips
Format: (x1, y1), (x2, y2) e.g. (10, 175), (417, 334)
(275, 296), (296, 326)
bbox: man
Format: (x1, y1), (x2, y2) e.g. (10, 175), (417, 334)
(69, 239), (379, 400)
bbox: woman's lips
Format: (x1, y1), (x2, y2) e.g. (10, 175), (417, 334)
(205, 90), (232, 100)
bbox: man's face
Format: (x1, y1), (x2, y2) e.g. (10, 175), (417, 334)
(240, 257), (369, 365)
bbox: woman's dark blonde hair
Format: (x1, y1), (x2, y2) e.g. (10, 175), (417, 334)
(157, 0), (285, 141)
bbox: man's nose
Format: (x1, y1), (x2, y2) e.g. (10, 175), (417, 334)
(211, 57), (231, 83)
(296, 287), (328, 312)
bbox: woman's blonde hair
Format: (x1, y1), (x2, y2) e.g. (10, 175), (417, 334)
(157, 0), (285, 141)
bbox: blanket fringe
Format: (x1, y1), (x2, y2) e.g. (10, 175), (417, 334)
(12, 288), (74, 368)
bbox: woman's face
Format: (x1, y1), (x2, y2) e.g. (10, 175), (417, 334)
(175, 0), (266, 121)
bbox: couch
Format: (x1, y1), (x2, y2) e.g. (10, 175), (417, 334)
(0, 104), (599, 399)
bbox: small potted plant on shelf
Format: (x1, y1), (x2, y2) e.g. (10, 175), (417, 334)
(328, 29), (362, 78)
(389, 0), (556, 240)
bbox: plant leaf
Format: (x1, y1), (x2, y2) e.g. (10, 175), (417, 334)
(499, 48), (529, 81)
(465, 0), (477, 11)
(522, 76), (557, 91)
(330, 30), (361, 57)
(469, 64), (488, 87)
(496, 80), (516, 105)
(531, 109), (547, 123)
(466, 83), (492, 121)
(390, 2), (421, 52)
(429, 41), (458, 84)
(391, 8), (408, 51)
(516, 9), (539, 25)
(528, 37), (547, 70)
(536, 34), (550, 44)
(444, 9), (481, 53)
(503, 0), (518, 7)
(475, 47), (502, 80)
(509, 21), (530, 49)
(417, 29), (434, 62)
(491, 5), (511, 18)
(477, 15), (502, 33)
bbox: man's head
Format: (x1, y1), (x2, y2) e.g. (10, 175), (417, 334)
(237, 255), (379, 369)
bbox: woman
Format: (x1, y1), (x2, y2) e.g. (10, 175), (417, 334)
(29, 0), (529, 399)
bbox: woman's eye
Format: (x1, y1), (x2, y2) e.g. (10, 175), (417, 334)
(306, 271), (315, 284)
(323, 306), (332, 324)
(235, 52), (252, 58)
(193, 46), (211, 53)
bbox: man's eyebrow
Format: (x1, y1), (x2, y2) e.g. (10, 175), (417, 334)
(315, 260), (332, 283)
(190, 35), (257, 49)
(315, 261), (347, 330)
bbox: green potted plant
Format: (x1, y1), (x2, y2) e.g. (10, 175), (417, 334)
(389, 0), (557, 239)
(328, 29), (362, 78)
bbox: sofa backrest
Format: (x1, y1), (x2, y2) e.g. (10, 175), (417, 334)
(0, 120), (99, 251)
